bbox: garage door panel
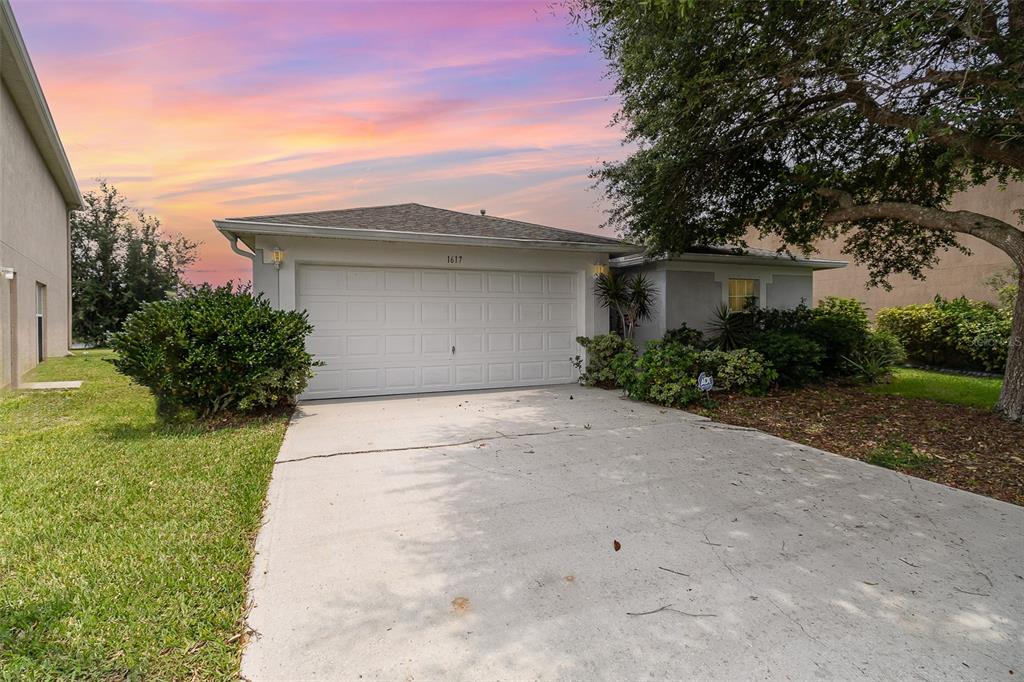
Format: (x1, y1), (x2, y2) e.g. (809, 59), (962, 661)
(298, 265), (580, 398)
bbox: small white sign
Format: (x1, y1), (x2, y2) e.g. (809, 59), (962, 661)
(698, 372), (714, 392)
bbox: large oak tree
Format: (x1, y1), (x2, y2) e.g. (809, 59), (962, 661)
(574, 0), (1024, 421)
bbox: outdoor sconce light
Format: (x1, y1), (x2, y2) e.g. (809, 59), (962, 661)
(270, 248), (285, 270)
(0, 266), (14, 280)
(592, 263), (610, 278)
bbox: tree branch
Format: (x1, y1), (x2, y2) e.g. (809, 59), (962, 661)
(816, 188), (1024, 266)
(839, 75), (1024, 169)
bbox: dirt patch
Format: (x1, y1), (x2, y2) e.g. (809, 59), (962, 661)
(696, 383), (1024, 506)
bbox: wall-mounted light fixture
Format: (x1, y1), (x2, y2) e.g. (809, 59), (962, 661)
(592, 263), (610, 278)
(270, 248), (285, 270)
(0, 266), (15, 280)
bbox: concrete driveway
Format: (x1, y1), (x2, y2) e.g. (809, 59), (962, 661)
(243, 385), (1023, 681)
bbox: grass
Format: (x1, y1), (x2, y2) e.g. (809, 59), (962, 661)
(864, 439), (931, 472)
(869, 367), (1003, 410)
(0, 351), (287, 680)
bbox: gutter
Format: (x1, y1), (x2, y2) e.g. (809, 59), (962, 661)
(225, 232), (255, 262)
(214, 219), (642, 256)
(610, 252), (848, 271)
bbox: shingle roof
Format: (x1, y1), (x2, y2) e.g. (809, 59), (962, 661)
(224, 202), (626, 247)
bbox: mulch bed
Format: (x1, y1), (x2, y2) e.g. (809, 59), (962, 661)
(695, 383), (1024, 506)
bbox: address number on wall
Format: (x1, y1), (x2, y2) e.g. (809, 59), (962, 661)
(447, 255), (463, 264)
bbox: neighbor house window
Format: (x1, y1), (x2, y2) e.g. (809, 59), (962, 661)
(728, 278), (758, 312)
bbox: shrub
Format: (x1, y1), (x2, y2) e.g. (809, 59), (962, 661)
(737, 297), (869, 375)
(706, 303), (752, 350)
(616, 340), (775, 406)
(620, 340), (700, 406)
(844, 330), (906, 383)
(693, 348), (777, 395)
(109, 283), (318, 420)
(576, 334), (638, 387)
(876, 296), (1010, 372)
(803, 297), (870, 374)
(746, 331), (824, 386)
(663, 323), (704, 347)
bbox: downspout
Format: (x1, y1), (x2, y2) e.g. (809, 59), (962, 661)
(227, 232), (255, 262)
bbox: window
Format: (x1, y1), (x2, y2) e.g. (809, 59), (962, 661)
(728, 278), (758, 312)
(35, 283), (46, 362)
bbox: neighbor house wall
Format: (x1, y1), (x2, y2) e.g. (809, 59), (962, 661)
(746, 181), (1021, 314)
(247, 233), (611, 350)
(0, 81), (70, 387)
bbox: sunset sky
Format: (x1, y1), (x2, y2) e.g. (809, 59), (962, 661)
(15, 0), (625, 283)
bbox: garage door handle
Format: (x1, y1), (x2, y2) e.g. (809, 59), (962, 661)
(451, 345), (456, 355)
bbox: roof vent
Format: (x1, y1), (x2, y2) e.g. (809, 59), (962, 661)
(480, 209), (486, 216)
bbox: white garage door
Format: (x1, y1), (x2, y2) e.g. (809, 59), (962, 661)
(298, 265), (580, 399)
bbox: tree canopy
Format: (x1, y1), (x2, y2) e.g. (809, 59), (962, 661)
(71, 181), (197, 345)
(574, 0), (1024, 421)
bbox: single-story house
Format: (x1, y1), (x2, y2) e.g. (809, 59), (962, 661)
(0, 0), (83, 388)
(612, 247), (847, 346)
(215, 204), (845, 400)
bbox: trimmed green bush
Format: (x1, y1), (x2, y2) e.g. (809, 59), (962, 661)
(576, 333), (638, 387)
(615, 340), (775, 407)
(109, 283), (318, 420)
(747, 331), (824, 386)
(694, 348), (777, 395)
(876, 296), (1010, 372)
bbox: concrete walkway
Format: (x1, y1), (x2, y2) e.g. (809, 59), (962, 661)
(243, 385), (1023, 681)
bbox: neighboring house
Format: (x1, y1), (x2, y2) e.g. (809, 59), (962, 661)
(746, 180), (1023, 314)
(611, 247), (846, 347)
(0, 0), (82, 389)
(216, 203), (844, 399)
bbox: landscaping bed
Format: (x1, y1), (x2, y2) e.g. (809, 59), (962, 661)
(0, 351), (288, 679)
(697, 378), (1024, 506)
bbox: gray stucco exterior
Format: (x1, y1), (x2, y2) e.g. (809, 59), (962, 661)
(613, 254), (843, 346)
(0, 0), (82, 387)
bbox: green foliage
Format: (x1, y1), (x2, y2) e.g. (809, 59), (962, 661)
(108, 283), (318, 420)
(803, 297), (872, 374)
(573, 1), (1022, 286)
(594, 271), (657, 340)
(663, 323), (703, 347)
(735, 297), (869, 378)
(746, 331), (824, 386)
(865, 440), (930, 472)
(615, 340), (775, 406)
(844, 331), (907, 384)
(576, 333), (637, 387)
(693, 347), (777, 395)
(71, 181), (197, 345)
(876, 297), (1010, 372)
(706, 303), (751, 350)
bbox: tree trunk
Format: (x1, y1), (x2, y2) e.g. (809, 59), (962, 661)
(996, 270), (1024, 422)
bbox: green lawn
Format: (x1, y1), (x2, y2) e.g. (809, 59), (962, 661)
(0, 351), (287, 680)
(870, 367), (1003, 410)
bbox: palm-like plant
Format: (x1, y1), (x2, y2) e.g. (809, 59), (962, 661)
(594, 271), (656, 341)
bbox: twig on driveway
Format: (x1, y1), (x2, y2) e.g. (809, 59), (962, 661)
(626, 604), (716, 617)
(658, 566), (690, 577)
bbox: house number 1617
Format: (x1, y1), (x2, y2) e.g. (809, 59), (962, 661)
(447, 255), (463, 264)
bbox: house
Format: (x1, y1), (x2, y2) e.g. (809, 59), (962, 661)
(0, 0), (82, 389)
(217, 203), (847, 400)
(745, 180), (1023, 313)
(611, 247), (846, 346)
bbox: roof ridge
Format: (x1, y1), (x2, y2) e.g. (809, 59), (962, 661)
(230, 202), (417, 221)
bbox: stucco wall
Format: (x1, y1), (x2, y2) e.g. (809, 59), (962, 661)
(246, 233), (611, 348)
(622, 260), (817, 345)
(746, 181), (1021, 315)
(0, 81), (70, 387)
(765, 273), (812, 309)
